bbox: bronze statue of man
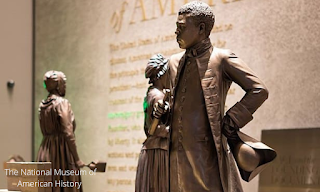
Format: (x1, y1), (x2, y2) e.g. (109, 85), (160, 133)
(162, 1), (269, 192)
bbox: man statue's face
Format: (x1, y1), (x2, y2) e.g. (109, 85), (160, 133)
(175, 14), (201, 49)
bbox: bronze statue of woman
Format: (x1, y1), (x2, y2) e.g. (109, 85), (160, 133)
(135, 54), (171, 192)
(37, 70), (85, 192)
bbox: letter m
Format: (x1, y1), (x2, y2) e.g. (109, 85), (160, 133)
(155, 0), (173, 16)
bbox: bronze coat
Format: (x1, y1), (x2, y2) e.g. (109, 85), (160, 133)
(168, 46), (268, 192)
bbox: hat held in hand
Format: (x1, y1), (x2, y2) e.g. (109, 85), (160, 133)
(231, 131), (277, 182)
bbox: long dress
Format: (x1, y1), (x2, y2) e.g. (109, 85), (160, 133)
(37, 94), (83, 192)
(135, 87), (170, 192)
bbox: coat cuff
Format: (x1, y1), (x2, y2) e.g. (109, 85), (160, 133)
(226, 102), (253, 128)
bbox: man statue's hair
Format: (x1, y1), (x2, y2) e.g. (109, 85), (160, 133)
(178, 1), (215, 37)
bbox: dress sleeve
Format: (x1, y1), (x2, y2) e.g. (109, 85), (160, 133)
(222, 51), (269, 128)
(144, 87), (165, 136)
(57, 99), (80, 162)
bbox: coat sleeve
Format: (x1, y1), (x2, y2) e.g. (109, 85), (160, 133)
(57, 99), (80, 162)
(222, 51), (269, 128)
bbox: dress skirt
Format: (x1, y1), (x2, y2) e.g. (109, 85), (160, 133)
(135, 148), (169, 192)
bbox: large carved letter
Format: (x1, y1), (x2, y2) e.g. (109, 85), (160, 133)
(151, 0), (174, 18)
(110, 1), (128, 33)
(207, 0), (216, 6)
(130, 0), (148, 24)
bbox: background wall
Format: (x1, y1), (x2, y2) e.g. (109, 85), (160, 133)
(0, 0), (33, 188)
(34, 0), (320, 192)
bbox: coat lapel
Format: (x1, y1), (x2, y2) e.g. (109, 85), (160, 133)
(196, 50), (212, 81)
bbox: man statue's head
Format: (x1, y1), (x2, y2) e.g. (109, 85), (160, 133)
(175, 1), (215, 49)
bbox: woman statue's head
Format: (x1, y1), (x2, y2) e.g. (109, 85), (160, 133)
(145, 54), (168, 88)
(43, 70), (67, 96)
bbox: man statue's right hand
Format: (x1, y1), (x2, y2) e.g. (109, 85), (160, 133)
(153, 100), (169, 119)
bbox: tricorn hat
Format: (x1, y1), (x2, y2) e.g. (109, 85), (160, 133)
(229, 131), (277, 182)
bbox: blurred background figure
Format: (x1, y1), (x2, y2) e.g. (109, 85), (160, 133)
(37, 70), (85, 192)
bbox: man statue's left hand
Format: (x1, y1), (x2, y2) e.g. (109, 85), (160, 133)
(222, 115), (239, 141)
